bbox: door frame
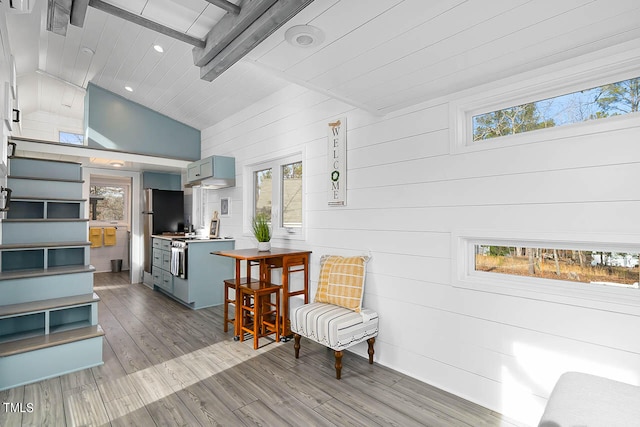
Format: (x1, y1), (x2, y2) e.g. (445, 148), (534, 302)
(83, 167), (142, 283)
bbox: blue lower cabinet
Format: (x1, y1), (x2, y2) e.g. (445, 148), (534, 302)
(173, 277), (191, 303)
(150, 238), (234, 309)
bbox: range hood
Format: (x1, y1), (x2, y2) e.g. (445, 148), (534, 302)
(187, 176), (236, 189)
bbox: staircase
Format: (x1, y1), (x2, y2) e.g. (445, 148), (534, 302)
(0, 155), (103, 391)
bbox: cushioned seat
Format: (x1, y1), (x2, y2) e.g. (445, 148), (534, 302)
(539, 372), (640, 427)
(291, 255), (378, 379)
(290, 302), (378, 351)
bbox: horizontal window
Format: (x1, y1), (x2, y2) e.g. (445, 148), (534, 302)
(59, 131), (84, 145)
(475, 245), (639, 289)
(472, 76), (640, 142)
(453, 231), (640, 314)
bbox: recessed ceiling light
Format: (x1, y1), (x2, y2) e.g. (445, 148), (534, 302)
(124, 86), (133, 92)
(81, 46), (95, 55)
(285, 25), (325, 48)
(153, 44), (164, 53)
(109, 160), (124, 168)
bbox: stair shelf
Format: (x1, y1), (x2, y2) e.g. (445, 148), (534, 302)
(0, 156), (103, 391)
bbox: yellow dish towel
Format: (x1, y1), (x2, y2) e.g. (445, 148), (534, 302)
(104, 227), (117, 246)
(89, 227), (103, 248)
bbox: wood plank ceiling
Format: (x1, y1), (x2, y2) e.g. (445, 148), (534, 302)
(6, 0), (640, 132)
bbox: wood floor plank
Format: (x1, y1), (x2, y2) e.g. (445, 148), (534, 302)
(5, 273), (524, 426)
(234, 399), (295, 427)
(244, 351), (335, 409)
(187, 368), (258, 412)
(391, 375), (524, 426)
(103, 392), (156, 427)
(91, 337), (127, 387)
(127, 366), (176, 406)
(144, 393), (203, 427)
(21, 377), (65, 427)
(62, 383), (110, 426)
(98, 297), (155, 374)
(0, 384), (24, 427)
(173, 381), (245, 426)
(314, 397), (387, 427)
(59, 367), (95, 392)
(342, 375), (470, 427)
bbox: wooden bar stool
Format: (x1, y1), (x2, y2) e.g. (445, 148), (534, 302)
(239, 281), (281, 349)
(223, 278), (258, 333)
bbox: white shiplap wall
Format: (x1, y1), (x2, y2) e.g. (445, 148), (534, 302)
(19, 110), (83, 141)
(201, 48), (640, 424)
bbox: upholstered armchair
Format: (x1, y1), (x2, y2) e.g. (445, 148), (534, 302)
(290, 255), (379, 379)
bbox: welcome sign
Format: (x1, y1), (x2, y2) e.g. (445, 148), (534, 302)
(328, 117), (346, 206)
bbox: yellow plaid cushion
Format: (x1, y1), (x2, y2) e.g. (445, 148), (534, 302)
(315, 255), (343, 303)
(316, 256), (368, 312)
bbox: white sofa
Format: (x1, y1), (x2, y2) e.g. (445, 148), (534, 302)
(539, 372), (640, 427)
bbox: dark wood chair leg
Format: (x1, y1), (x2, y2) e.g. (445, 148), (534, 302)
(367, 337), (375, 364)
(294, 334), (301, 359)
(334, 350), (343, 379)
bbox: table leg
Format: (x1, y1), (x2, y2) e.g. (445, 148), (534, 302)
(234, 259), (242, 340)
(281, 259), (290, 340)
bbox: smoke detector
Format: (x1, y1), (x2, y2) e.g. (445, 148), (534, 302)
(285, 25), (324, 48)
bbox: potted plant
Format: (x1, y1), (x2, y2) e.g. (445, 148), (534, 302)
(252, 213), (271, 251)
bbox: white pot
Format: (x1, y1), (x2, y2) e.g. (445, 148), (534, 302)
(257, 241), (271, 251)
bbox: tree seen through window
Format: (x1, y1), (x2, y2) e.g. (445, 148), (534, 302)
(473, 76), (640, 141)
(90, 185), (125, 222)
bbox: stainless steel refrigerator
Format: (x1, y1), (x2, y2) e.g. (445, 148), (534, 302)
(142, 189), (184, 274)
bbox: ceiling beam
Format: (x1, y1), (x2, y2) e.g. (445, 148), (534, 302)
(192, 0), (277, 68)
(70, 0), (89, 27)
(205, 0), (241, 15)
(199, 0), (315, 82)
(88, 0), (205, 48)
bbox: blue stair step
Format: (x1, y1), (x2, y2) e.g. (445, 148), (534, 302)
(0, 265), (95, 305)
(2, 219), (89, 244)
(7, 176), (84, 199)
(0, 326), (104, 390)
(9, 156), (82, 181)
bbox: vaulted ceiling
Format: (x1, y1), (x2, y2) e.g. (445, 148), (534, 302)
(6, 0), (640, 132)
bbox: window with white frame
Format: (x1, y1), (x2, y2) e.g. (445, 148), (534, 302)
(472, 76), (640, 142)
(246, 153), (303, 238)
(450, 57), (640, 155)
(475, 245), (639, 288)
(453, 231), (640, 312)
(59, 131), (84, 145)
(89, 178), (130, 225)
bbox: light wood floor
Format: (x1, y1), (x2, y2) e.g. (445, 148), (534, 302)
(1, 272), (524, 426)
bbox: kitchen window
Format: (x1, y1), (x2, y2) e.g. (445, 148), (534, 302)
(246, 153), (304, 239)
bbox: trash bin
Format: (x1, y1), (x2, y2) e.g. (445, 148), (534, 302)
(111, 259), (123, 273)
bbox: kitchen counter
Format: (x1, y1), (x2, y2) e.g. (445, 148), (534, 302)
(152, 234), (235, 243)
(151, 236), (234, 309)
